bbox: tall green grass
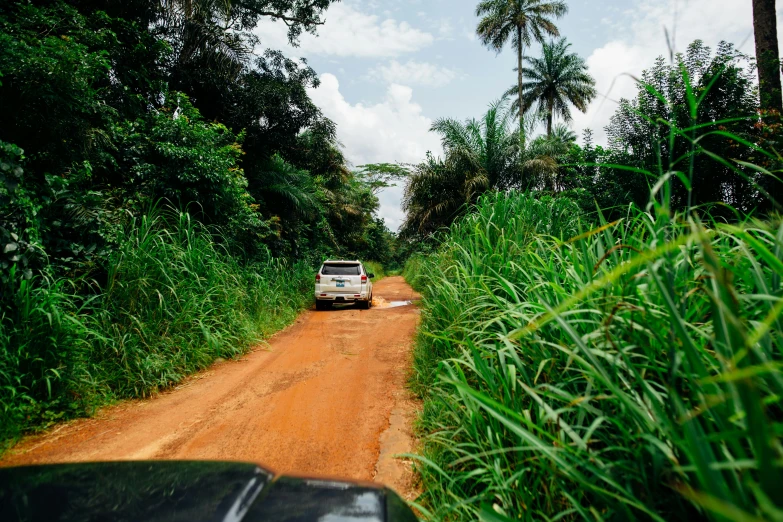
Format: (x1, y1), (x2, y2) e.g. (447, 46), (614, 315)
(0, 208), (313, 445)
(401, 254), (428, 293)
(405, 192), (783, 521)
(364, 260), (388, 282)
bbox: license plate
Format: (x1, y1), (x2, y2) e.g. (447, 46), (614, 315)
(336, 281), (345, 288)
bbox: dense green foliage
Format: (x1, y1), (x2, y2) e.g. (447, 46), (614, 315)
(555, 40), (782, 221)
(0, 0), (395, 443)
(605, 41), (764, 214)
(0, 0), (393, 266)
(406, 192), (783, 521)
(405, 13), (783, 519)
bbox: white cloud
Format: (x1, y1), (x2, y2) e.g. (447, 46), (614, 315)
(366, 60), (458, 87)
(436, 18), (454, 39)
(307, 74), (441, 229)
(254, 3), (434, 58)
(572, 0), (777, 144)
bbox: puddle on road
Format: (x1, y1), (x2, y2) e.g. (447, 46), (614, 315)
(387, 300), (413, 308)
(372, 297), (414, 309)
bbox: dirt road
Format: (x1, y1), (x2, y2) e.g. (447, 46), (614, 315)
(1, 276), (421, 497)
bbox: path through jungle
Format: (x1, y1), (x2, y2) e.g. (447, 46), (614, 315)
(1, 276), (421, 499)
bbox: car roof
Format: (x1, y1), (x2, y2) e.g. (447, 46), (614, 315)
(322, 260), (361, 264)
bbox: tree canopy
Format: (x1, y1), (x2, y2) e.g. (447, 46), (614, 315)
(0, 0), (396, 281)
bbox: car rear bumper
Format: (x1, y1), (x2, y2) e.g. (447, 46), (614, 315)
(315, 292), (369, 301)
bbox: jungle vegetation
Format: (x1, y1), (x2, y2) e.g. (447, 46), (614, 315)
(0, 0), (400, 443)
(401, 1), (783, 521)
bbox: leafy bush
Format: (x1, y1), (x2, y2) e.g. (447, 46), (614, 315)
(114, 93), (274, 255)
(0, 142), (39, 282)
(406, 192), (783, 521)
(556, 41), (771, 221)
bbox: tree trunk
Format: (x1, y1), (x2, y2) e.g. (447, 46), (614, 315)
(753, 0), (782, 113)
(517, 25), (525, 147)
(547, 99), (553, 137)
(753, 0), (783, 211)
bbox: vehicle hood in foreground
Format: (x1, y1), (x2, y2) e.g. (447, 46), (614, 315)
(0, 461), (417, 522)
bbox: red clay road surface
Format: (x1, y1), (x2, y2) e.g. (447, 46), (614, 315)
(1, 276), (421, 498)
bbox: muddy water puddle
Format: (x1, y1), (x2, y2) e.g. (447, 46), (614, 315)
(372, 297), (414, 309)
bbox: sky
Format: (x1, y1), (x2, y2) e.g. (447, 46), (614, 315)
(254, 0), (782, 230)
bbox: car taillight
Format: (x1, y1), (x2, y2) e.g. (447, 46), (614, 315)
(361, 275), (367, 283)
(315, 274), (321, 282)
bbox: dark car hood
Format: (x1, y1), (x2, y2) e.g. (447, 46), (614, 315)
(0, 461), (418, 522)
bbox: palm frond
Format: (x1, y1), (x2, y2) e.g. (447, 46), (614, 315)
(506, 37), (597, 134)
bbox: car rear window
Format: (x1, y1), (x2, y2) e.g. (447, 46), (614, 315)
(321, 263), (361, 276)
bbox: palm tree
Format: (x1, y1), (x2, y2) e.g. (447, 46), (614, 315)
(400, 153), (467, 237)
(401, 102), (582, 235)
(255, 154), (321, 221)
(523, 128), (573, 191)
(506, 38), (596, 136)
(752, 0), (782, 113)
(158, 0), (252, 80)
(430, 99), (522, 191)
(476, 0), (568, 141)
(401, 101), (522, 236)
(549, 122), (577, 144)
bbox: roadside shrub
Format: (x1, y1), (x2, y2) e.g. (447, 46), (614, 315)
(0, 270), (100, 438)
(0, 208), (313, 445)
(401, 254), (428, 293)
(363, 260), (387, 282)
(93, 208), (312, 397)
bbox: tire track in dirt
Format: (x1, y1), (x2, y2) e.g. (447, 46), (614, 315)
(1, 276), (421, 498)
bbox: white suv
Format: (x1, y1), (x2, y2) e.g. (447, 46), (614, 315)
(315, 260), (374, 310)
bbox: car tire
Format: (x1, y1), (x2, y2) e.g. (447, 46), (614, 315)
(358, 299), (370, 310)
(315, 300), (331, 311)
